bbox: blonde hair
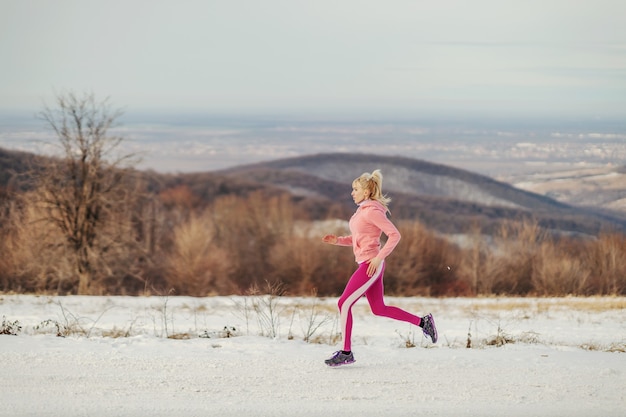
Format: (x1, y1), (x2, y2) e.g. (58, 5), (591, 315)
(353, 169), (391, 209)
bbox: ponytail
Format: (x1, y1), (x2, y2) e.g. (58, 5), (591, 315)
(353, 169), (391, 210)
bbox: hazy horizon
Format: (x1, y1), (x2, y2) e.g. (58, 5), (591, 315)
(1, 109), (624, 177)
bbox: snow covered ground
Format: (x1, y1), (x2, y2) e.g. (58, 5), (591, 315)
(1, 295), (625, 417)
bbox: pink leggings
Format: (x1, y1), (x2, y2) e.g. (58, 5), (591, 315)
(338, 261), (421, 351)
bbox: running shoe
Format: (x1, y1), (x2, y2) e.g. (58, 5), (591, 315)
(324, 351), (355, 367)
(422, 313), (438, 343)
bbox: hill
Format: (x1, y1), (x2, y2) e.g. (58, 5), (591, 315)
(217, 153), (626, 235)
(2, 147), (625, 236)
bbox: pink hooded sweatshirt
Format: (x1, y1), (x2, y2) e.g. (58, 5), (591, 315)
(335, 199), (401, 263)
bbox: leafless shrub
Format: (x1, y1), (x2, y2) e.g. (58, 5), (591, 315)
(586, 233), (626, 294)
(211, 193), (296, 291)
(32, 300), (112, 337)
(298, 290), (334, 343)
(493, 220), (545, 294)
(233, 281), (287, 338)
(0, 193), (74, 293)
(35, 319), (69, 337)
(151, 290), (176, 338)
(389, 221), (466, 296)
(395, 327), (417, 348)
(249, 281), (287, 338)
(163, 211), (235, 296)
(485, 322), (515, 347)
(533, 242), (591, 295)
(231, 296), (254, 336)
(1, 316), (22, 336)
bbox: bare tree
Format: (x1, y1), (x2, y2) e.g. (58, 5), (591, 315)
(35, 91), (139, 294)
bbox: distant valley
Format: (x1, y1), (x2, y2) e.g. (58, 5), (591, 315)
(499, 165), (626, 214)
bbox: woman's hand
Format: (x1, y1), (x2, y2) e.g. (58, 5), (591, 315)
(322, 234), (338, 244)
(366, 257), (382, 277)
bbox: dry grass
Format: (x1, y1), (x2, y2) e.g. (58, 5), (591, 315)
(542, 297), (626, 312)
(581, 342), (626, 353)
(101, 326), (132, 338)
(462, 296), (626, 314)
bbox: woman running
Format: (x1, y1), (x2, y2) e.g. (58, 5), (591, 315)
(322, 169), (437, 367)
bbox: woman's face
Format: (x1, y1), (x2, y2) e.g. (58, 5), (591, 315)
(351, 181), (369, 205)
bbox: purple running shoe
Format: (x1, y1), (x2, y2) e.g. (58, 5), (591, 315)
(324, 351), (355, 367)
(422, 313), (438, 343)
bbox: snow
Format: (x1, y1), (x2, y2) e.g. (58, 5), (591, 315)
(1, 295), (625, 417)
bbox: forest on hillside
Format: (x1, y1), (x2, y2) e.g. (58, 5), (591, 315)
(1, 92), (625, 297)
(2, 181), (626, 297)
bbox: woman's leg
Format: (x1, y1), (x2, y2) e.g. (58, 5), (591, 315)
(365, 269), (422, 327)
(338, 262), (383, 352)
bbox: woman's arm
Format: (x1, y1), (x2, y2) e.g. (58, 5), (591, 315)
(368, 209), (401, 260)
(322, 234), (352, 246)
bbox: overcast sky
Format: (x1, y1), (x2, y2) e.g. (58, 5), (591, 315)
(2, 0), (625, 119)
